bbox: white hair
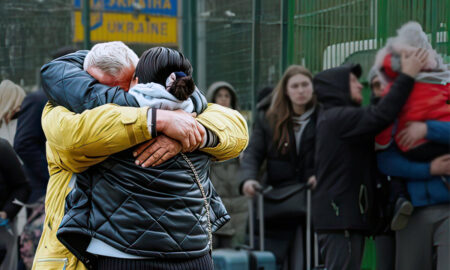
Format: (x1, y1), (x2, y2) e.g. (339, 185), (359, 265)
(83, 41), (139, 76)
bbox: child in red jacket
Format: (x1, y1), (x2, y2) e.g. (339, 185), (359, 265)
(373, 21), (450, 230)
(375, 22), (450, 161)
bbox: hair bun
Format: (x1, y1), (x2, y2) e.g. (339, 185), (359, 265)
(168, 76), (195, 101)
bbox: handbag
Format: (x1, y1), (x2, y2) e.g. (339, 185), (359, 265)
(263, 182), (307, 220)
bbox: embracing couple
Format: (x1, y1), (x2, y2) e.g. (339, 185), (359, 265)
(32, 42), (249, 270)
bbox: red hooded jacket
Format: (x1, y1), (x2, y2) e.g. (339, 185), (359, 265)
(375, 54), (450, 152)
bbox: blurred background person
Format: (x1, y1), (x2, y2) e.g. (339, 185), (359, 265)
(0, 138), (30, 270)
(207, 81), (247, 248)
(0, 80), (26, 145)
(256, 86), (274, 113)
(312, 48), (426, 270)
(367, 67), (396, 270)
(240, 65), (318, 270)
(374, 22), (450, 270)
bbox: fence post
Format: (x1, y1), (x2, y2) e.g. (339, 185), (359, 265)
(182, 1), (197, 81)
(281, 0), (294, 73)
(82, 0), (91, 49)
(251, 0), (261, 120)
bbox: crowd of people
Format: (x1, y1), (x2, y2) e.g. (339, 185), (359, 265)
(0, 21), (448, 270)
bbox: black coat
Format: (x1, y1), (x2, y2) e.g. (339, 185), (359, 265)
(58, 150), (229, 267)
(14, 89), (49, 203)
(0, 138), (30, 219)
(239, 106), (318, 214)
(312, 63), (415, 232)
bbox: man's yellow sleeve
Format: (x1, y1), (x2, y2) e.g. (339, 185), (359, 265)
(42, 102), (151, 174)
(197, 103), (249, 161)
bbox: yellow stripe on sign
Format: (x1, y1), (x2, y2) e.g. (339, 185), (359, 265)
(74, 11), (177, 44)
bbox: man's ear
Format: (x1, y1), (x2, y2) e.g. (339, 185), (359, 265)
(130, 76), (139, 89)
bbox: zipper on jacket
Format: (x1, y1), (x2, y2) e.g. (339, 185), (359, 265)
(331, 200), (339, 216)
(36, 258), (68, 270)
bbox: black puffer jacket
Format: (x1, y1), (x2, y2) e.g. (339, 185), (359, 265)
(239, 106), (318, 225)
(40, 51), (228, 268)
(57, 150), (228, 265)
(312, 63), (414, 232)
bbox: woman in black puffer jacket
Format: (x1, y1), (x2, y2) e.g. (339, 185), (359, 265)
(57, 48), (229, 270)
(239, 65), (318, 270)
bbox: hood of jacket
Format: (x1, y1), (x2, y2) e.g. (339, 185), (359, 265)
(313, 63), (362, 110)
(206, 81), (238, 110)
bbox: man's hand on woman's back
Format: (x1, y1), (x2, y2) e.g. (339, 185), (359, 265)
(134, 135), (182, 168)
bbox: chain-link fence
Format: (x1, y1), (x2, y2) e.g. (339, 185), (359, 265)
(188, 0), (449, 113)
(193, 0), (282, 113)
(0, 0), (74, 91)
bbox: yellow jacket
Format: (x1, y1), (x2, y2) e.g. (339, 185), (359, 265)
(32, 102), (248, 270)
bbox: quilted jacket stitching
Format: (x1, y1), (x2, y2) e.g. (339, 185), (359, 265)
(93, 156), (202, 248)
(125, 160), (207, 248)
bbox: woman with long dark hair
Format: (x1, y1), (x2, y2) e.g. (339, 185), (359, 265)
(240, 65), (318, 270)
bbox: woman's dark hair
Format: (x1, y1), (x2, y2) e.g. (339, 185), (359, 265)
(135, 47), (195, 100)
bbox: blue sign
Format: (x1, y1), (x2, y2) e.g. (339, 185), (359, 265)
(74, 0), (177, 16)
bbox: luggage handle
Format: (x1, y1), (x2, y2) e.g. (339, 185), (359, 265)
(248, 186), (272, 251)
(306, 184), (323, 270)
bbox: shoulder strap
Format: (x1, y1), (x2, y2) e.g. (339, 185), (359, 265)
(180, 153), (213, 251)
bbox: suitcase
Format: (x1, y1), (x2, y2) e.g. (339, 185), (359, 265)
(306, 188), (327, 270)
(248, 190), (276, 270)
(213, 188), (276, 270)
(212, 249), (249, 270)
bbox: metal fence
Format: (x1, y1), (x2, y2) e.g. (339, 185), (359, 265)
(189, 0), (283, 112)
(186, 0), (449, 112)
(292, 0), (450, 80)
(0, 0), (74, 91)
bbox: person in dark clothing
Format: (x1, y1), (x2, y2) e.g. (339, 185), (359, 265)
(256, 86), (274, 112)
(312, 49), (429, 270)
(367, 68), (396, 270)
(240, 65), (318, 270)
(0, 138), (31, 270)
(206, 81), (247, 249)
(13, 89), (49, 203)
(14, 46), (76, 203)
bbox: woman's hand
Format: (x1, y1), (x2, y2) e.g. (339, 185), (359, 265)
(396, 121), (427, 149)
(242, 180), (261, 198)
(307, 176), (317, 190)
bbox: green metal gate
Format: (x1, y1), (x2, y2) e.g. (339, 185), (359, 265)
(291, 0), (450, 79)
(185, 0), (449, 114)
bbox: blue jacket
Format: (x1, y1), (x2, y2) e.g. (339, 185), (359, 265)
(377, 121), (450, 207)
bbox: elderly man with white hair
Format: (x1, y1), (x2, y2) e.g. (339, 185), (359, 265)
(33, 41), (248, 270)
